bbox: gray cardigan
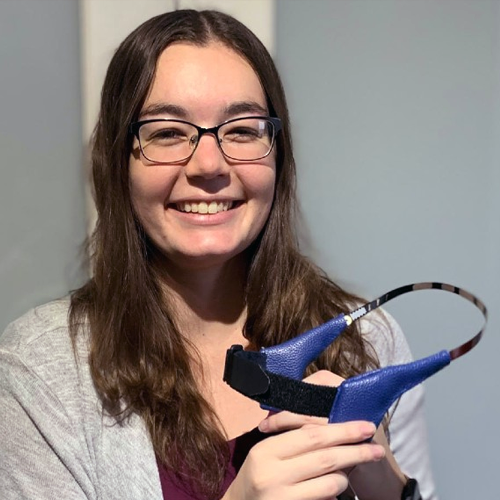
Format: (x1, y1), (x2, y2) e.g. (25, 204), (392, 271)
(0, 298), (437, 499)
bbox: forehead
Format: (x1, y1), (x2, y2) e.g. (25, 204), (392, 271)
(143, 42), (267, 121)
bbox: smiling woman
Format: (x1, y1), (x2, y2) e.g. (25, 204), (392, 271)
(0, 9), (433, 500)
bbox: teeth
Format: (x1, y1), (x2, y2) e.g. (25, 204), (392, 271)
(177, 201), (233, 214)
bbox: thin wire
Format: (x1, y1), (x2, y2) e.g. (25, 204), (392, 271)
(345, 282), (487, 361)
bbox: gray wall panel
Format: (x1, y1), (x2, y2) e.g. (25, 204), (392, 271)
(0, 0), (87, 331)
(276, 1), (499, 498)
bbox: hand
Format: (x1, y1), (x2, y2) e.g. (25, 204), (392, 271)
(222, 371), (386, 500)
(260, 371), (408, 500)
(257, 370), (407, 500)
(347, 424), (407, 500)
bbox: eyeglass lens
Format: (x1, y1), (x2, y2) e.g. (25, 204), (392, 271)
(138, 117), (276, 163)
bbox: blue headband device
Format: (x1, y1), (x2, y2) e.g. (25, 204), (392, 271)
(223, 282), (486, 427)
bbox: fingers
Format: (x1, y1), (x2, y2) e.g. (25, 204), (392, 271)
(259, 410), (327, 433)
(229, 419), (385, 500)
(256, 421), (379, 459)
(291, 470), (349, 500)
(289, 441), (385, 483)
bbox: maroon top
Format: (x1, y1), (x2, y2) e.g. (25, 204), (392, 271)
(156, 427), (267, 500)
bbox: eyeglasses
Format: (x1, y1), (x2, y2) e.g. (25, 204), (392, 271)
(130, 116), (282, 164)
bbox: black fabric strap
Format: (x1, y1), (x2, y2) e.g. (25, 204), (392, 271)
(401, 478), (422, 500)
(252, 371), (337, 417)
(224, 346), (337, 417)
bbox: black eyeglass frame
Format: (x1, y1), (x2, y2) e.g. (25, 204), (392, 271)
(129, 115), (283, 164)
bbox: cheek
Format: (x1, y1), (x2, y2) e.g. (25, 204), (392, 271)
(129, 161), (177, 214)
(261, 174), (276, 212)
(241, 165), (276, 236)
(128, 162), (181, 244)
(239, 161), (276, 204)
(257, 170), (276, 221)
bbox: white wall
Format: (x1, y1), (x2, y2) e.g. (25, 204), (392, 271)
(276, 1), (500, 498)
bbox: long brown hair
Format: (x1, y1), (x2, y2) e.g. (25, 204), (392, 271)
(70, 10), (378, 499)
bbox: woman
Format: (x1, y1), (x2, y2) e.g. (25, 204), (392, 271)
(0, 9), (435, 500)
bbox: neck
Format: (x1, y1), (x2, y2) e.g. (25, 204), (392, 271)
(154, 253), (249, 346)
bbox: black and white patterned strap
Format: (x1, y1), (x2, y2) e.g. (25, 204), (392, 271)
(345, 282), (487, 360)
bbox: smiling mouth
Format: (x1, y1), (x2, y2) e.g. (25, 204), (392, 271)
(174, 201), (238, 214)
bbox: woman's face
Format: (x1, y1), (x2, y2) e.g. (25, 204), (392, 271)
(129, 42), (276, 271)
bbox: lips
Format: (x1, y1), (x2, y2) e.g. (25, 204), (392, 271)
(175, 200), (235, 214)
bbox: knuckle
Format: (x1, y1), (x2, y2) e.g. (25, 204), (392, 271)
(247, 441), (265, 461)
(321, 472), (349, 497)
(298, 415), (323, 429)
(251, 469), (281, 496)
(347, 422), (367, 441)
(361, 444), (380, 462)
(244, 448), (273, 493)
(303, 425), (326, 446)
(265, 411), (290, 431)
(316, 450), (339, 474)
(303, 414), (320, 425)
(250, 476), (268, 495)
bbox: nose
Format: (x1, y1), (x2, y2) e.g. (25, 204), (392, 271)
(184, 132), (230, 179)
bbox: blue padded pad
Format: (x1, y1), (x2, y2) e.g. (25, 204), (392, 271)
(329, 350), (451, 426)
(262, 314), (347, 380)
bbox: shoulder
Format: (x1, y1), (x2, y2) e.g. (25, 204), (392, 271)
(0, 297), (82, 370)
(1, 297), (72, 345)
(357, 308), (413, 367)
(0, 297), (91, 411)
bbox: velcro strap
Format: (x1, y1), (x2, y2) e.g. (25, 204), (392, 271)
(224, 346), (337, 416)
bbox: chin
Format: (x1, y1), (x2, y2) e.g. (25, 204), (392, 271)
(165, 245), (248, 270)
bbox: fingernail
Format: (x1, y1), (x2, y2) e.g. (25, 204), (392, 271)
(362, 422), (376, 437)
(373, 445), (385, 460)
(258, 419), (269, 432)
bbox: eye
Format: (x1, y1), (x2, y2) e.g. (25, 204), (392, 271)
(148, 126), (189, 144)
(223, 125), (261, 142)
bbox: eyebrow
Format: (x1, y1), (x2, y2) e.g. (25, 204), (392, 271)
(222, 101), (268, 117)
(138, 100), (269, 121)
(139, 103), (188, 120)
